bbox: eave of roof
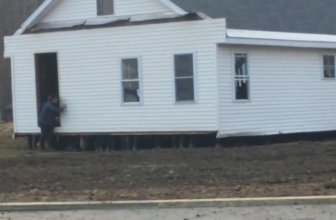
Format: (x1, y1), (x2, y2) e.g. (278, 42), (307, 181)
(26, 12), (205, 34)
(158, 0), (187, 15)
(224, 29), (336, 49)
(15, 0), (62, 35)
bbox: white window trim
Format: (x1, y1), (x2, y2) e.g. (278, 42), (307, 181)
(120, 56), (143, 106)
(232, 52), (251, 103)
(321, 53), (336, 80)
(173, 52), (198, 104)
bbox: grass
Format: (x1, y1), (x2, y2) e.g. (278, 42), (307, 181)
(0, 123), (28, 158)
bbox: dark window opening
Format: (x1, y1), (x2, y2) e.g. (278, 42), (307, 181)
(97, 0), (114, 16)
(35, 53), (60, 126)
(323, 55), (335, 78)
(235, 54), (249, 100)
(175, 54), (195, 102)
(122, 58), (140, 103)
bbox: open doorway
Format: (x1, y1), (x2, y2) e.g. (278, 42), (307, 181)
(35, 53), (60, 126)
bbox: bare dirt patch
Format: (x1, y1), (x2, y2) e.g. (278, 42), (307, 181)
(0, 127), (335, 202)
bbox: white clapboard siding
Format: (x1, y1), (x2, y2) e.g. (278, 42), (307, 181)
(115, 0), (170, 16)
(42, 0), (97, 22)
(42, 0), (171, 22)
(218, 45), (336, 137)
(5, 19), (226, 134)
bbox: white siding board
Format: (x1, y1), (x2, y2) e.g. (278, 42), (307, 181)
(42, 0), (171, 22)
(218, 46), (336, 137)
(11, 55), (39, 132)
(115, 0), (170, 16)
(42, 0), (97, 22)
(6, 19), (226, 134)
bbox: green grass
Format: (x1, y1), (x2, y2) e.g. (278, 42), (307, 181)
(0, 134), (29, 158)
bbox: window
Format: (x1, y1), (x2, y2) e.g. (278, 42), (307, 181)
(97, 0), (114, 16)
(323, 55), (335, 79)
(121, 58), (140, 103)
(234, 53), (249, 100)
(174, 54), (195, 102)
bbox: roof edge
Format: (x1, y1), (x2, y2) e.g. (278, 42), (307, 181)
(158, 0), (187, 15)
(225, 29), (336, 49)
(26, 12), (206, 34)
(227, 29), (336, 42)
(15, 0), (62, 35)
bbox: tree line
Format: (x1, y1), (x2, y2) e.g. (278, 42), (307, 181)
(0, 0), (43, 114)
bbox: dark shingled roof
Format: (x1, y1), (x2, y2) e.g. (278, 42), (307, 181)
(172, 0), (336, 35)
(27, 13), (203, 34)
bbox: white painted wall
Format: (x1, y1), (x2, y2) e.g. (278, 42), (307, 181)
(42, 0), (171, 22)
(5, 19), (226, 134)
(115, 0), (170, 16)
(42, 0), (96, 22)
(218, 45), (336, 137)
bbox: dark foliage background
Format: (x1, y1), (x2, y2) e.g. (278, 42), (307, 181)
(0, 0), (43, 110)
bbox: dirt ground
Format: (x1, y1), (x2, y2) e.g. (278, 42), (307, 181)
(0, 124), (335, 202)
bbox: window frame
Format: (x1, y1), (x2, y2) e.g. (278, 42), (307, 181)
(97, 0), (114, 16)
(173, 52), (197, 104)
(120, 56), (143, 106)
(232, 52), (251, 102)
(321, 54), (336, 80)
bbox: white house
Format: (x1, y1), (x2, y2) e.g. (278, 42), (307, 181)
(4, 0), (336, 141)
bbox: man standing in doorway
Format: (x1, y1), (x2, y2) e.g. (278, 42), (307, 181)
(38, 96), (66, 150)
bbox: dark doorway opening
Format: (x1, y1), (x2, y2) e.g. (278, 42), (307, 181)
(35, 53), (60, 126)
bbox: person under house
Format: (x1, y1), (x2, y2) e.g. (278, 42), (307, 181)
(38, 96), (66, 150)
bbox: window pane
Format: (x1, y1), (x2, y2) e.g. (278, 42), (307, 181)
(323, 55), (334, 66)
(122, 59), (138, 80)
(235, 79), (249, 100)
(323, 55), (335, 78)
(324, 69), (335, 78)
(235, 54), (248, 76)
(97, 0), (114, 15)
(123, 81), (140, 103)
(235, 54), (249, 100)
(175, 54), (194, 77)
(97, 0), (103, 15)
(176, 78), (194, 101)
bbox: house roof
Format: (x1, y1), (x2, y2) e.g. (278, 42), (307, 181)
(15, 0), (336, 38)
(171, 0), (336, 35)
(26, 12), (205, 34)
(16, 0), (186, 35)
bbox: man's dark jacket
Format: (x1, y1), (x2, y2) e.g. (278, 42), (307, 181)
(38, 101), (61, 127)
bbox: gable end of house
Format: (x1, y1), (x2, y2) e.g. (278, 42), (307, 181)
(15, 0), (187, 35)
